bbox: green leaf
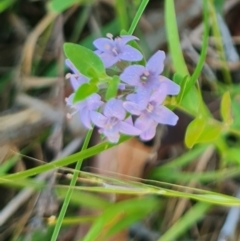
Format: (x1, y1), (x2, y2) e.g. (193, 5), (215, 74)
(116, 0), (129, 30)
(82, 197), (158, 241)
(105, 76), (120, 100)
(197, 122), (222, 143)
(73, 83), (98, 102)
(165, 0), (188, 77)
(159, 202), (210, 241)
(165, 0), (210, 118)
(1, 135), (131, 181)
(182, 0), (209, 98)
(209, 1), (232, 84)
(185, 118), (205, 148)
(185, 118), (222, 148)
(173, 74), (190, 103)
(64, 43), (105, 77)
(214, 0), (224, 13)
(128, 0), (149, 35)
(220, 91), (233, 125)
(49, 0), (92, 13)
(56, 189), (110, 209)
(0, 0), (16, 12)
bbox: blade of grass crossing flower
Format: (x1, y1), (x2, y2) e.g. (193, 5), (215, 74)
(128, 0), (149, 35)
(158, 202), (210, 241)
(1, 135), (131, 181)
(51, 129), (92, 241)
(151, 167), (239, 183)
(64, 182), (240, 205)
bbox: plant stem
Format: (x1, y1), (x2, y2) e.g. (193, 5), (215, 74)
(50, 129), (93, 241)
(128, 0), (149, 35)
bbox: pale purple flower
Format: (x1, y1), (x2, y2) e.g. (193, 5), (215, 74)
(93, 34), (143, 68)
(90, 98), (141, 143)
(123, 87), (179, 140)
(65, 59), (89, 90)
(66, 93), (103, 129)
(139, 121), (158, 141)
(65, 59), (103, 129)
(120, 50), (180, 95)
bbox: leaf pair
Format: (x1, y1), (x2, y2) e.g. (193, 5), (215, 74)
(185, 92), (232, 148)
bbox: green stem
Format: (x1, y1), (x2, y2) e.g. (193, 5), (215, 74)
(128, 0), (149, 35)
(209, 0), (232, 84)
(50, 129), (93, 241)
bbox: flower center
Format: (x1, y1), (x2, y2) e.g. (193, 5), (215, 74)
(104, 44), (111, 50)
(111, 47), (119, 56)
(140, 70), (150, 82)
(106, 117), (118, 129)
(146, 103), (154, 113)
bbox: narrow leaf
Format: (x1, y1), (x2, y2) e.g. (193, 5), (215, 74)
(105, 76), (120, 100)
(183, 0), (209, 97)
(49, 0), (92, 13)
(165, 0), (188, 76)
(159, 202), (210, 241)
(197, 122), (222, 143)
(0, 0), (16, 12)
(185, 118), (205, 148)
(64, 43), (105, 77)
(220, 91), (233, 125)
(82, 197), (158, 241)
(73, 83), (98, 102)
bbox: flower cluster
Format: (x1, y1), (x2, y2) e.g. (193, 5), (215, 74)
(65, 34), (180, 143)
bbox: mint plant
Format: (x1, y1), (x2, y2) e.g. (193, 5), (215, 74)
(65, 34), (180, 143)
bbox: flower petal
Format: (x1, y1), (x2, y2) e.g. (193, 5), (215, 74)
(65, 59), (80, 74)
(94, 50), (103, 56)
(120, 65), (145, 86)
(120, 35), (139, 44)
(125, 91), (149, 111)
(123, 101), (142, 115)
(139, 123), (157, 141)
(65, 94), (74, 106)
(140, 75), (160, 91)
(118, 120), (141, 136)
(151, 106), (179, 125)
(80, 108), (92, 129)
(146, 50), (165, 75)
(87, 93), (103, 110)
(102, 129), (120, 143)
(150, 85), (167, 104)
(159, 76), (180, 95)
(125, 116), (133, 125)
(90, 111), (107, 128)
(93, 38), (114, 51)
(104, 99), (125, 120)
(119, 45), (143, 62)
(97, 52), (119, 68)
(118, 83), (126, 90)
(135, 114), (154, 131)
(69, 76), (80, 90)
